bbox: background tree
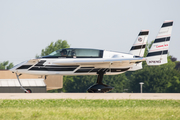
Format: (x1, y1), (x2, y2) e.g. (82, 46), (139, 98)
(60, 74), (129, 93)
(0, 61), (14, 70)
(62, 76), (96, 92)
(103, 74), (129, 93)
(170, 56), (177, 62)
(129, 60), (179, 93)
(175, 62), (180, 70)
(170, 56), (180, 70)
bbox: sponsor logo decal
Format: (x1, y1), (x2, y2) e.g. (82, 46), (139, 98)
(154, 44), (168, 48)
(138, 37), (142, 42)
(149, 60), (161, 63)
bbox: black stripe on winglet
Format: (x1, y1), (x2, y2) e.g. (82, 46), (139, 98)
(138, 31), (149, 36)
(162, 22), (173, 27)
(130, 45), (146, 50)
(147, 50), (168, 57)
(154, 37), (170, 43)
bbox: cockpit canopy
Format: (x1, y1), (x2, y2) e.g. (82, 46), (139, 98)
(42, 48), (103, 58)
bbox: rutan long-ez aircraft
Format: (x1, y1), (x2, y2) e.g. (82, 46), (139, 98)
(10, 20), (173, 93)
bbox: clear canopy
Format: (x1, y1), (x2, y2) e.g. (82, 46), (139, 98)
(45, 48), (103, 58)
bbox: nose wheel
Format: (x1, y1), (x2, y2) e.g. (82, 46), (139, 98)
(25, 89), (32, 93)
(87, 70), (114, 93)
(15, 73), (29, 93)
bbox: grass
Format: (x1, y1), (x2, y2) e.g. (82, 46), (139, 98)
(0, 99), (180, 120)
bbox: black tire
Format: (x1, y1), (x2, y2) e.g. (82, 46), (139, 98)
(25, 89), (32, 93)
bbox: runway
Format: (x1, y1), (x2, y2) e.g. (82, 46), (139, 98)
(0, 93), (180, 100)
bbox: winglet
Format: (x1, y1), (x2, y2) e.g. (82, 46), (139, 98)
(129, 30), (149, 57)
(146, 20), (173, 65)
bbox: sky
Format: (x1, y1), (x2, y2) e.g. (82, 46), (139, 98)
(0, 0), (180, 65)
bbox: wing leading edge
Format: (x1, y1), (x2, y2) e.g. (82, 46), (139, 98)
(52, 57), (146, 67)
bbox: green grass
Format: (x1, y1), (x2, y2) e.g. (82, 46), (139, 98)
(0, 99), (180, 120)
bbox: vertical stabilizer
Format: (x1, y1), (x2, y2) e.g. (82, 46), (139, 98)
(130, 30), (149, 57)
(146, 20), (173, 65)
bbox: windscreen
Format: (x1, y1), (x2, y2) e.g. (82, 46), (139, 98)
(44, 48), (103, 58)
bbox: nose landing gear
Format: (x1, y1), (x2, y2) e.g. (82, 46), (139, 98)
(15, 73), (29, 93)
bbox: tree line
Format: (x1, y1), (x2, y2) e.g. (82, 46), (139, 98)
(1, 40), (180, 93)
(0, 61), (13, 70)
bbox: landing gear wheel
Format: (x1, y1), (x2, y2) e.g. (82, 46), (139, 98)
(87, 84), (114, 93)
(87, 70), (114, 93)
(25, 89), (32, 93)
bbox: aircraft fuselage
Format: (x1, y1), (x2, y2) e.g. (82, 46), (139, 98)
(10, 48), (139, 76)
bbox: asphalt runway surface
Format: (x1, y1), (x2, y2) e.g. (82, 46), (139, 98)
(0, 93), (180, 100)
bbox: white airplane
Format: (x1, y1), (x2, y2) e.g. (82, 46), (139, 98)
(10, 20), (173, 93)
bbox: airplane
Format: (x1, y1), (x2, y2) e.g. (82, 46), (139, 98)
(10, 20), (173, 93)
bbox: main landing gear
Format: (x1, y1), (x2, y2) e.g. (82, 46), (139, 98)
(15, 73), (29, 93)
(87, 70), (114, 93)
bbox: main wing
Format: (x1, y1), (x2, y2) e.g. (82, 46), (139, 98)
(52, 57), (146, 68)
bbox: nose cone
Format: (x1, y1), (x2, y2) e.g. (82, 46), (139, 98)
(10, 60), (28, 72)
